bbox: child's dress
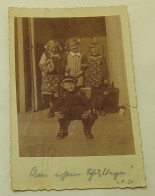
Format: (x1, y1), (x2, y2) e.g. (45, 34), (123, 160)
(39, 51), (64, 95)
(85, 55), (108, 88)
(85, 55), (109, 115)
(62, 52), (87, 86)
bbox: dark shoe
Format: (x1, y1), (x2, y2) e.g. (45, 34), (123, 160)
(87, 132), (94, 139)
(96, 110), (100, 116)
(39, 104), (49, 111)
(57, 130), (68, 140)
(84, 130), (88, 137)
(100, 109), (106, 116)
(47, 110), (55, 118)
(83, 128), (94, 139)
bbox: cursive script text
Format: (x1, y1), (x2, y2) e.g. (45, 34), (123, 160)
(86, 168), (126, 181)
(55, 171), (81, 181)
(30, 166), (48, 178)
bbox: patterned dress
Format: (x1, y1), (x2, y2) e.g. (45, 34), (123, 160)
(85, 55), (108, 88)
(39, 51), (64, 94)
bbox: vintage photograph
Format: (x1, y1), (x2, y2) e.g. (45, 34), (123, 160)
(10, 7), (146, 190)
(15, 15), (135, 157)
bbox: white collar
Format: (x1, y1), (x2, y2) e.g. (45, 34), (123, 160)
(70, 51), (81, 57)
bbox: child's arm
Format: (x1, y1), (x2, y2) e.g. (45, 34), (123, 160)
(80, 92), (93, 119)
(80, 91), (93, 110)
(39, 53), (53, 74)
(39, 53), (47, 71)
(40, 52), (54, 73)
(47, 59), (54, 73)
(70, 70), (83, 78)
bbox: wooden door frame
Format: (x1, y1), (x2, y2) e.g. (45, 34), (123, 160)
(28, 18), (39, 112)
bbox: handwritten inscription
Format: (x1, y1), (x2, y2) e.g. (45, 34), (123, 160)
(30, 166), (48, 178)
(86, 168), (126, 181)
(55, 171), (81, 181)
(55, 168), (127, 182)
(29, 166), (134, 185)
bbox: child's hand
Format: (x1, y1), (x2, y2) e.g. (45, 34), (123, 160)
(65, 65), (71, 75)
(48, 66), (54, 73)
(54, 112), (64, 120)
(81, 110), (91, 119)
(48, 62), (54, 73)
(71, 71), (83, 78)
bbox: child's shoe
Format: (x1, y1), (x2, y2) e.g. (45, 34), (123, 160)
(87, 131), (94, 139)
(100, 109), (106, 116)
(83, 127), (94, 139)
(57, 129), (68, 140)
(47, 109), (55, 118)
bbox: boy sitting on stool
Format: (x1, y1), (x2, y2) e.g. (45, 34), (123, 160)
(54, 76), (97, 140)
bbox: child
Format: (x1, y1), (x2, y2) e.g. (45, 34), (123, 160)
(62, 38), (87, 87)
(85, 42), (109, 116)
(39, 40), (64, 117)
(54, 76), (97, 140)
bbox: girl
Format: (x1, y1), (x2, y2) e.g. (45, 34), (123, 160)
(62, 38), (87, 87)
(39, 40), (64, 118)
(85, 42), (109, 116)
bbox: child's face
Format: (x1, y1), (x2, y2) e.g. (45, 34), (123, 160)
(90, 47), (99, 56)
(63, 82), (76, 92)
(48, 44), (59, 55)
(69, 41), (78, 53)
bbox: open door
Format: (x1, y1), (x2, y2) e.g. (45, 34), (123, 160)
(15, 16), (110, 113)
(28, 18), (40, 111)
(15, 17), (40, 112)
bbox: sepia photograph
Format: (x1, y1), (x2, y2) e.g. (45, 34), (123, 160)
(9, 6), (146, 190)
(15, 15), (135, 157)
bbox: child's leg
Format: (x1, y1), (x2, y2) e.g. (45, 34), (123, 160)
(40, 94), (50, 110)
(47, 94), (55, 118)
(82, 118), (94, 139)
(77, 105), (95, 139)
(56, 106), (70, 140)
(57, 118), (70, 140)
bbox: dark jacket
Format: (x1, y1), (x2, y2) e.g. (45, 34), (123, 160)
(54, 88), (92, 112)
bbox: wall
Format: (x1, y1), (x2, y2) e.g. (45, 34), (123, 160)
(106, 15), (129, 104)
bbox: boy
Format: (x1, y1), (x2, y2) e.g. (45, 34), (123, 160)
(54, 76), (97, 140)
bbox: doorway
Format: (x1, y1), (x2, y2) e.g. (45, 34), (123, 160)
(15, 17), (109, 112)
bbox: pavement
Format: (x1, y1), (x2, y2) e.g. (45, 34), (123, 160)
(18, 109), (135, 157)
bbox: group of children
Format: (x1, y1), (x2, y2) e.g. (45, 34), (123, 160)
(39, 38), (109, 140)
